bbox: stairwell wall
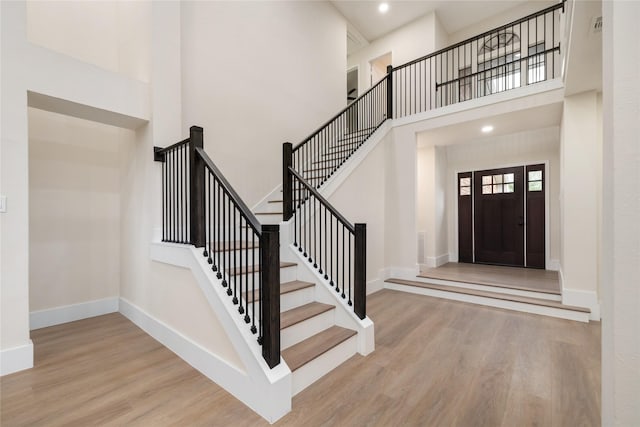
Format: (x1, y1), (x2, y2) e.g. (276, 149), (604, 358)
(180, 1), (347, 207)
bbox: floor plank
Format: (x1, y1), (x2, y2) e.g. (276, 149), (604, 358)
(0, 290), (600, 426)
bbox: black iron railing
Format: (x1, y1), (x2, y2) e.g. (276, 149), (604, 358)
(291, 76), (389, 190)
(391, 2), (564, 118)
(155, 126), (280, 368)
(284, 164), (366, 319)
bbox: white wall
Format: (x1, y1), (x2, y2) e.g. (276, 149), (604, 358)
(601, 1), (640, 424)
(26, 1), (151, 82)
(28, 108), (125, 313)
(329, 139), (387, 290)
(441, 127), (560, 266)
(560, 91), (600, 309)
(181, 1), (347, 207)
(347, 12), (439, 92)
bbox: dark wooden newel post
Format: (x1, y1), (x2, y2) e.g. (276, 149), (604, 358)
(189, 126), (206, 248)
(283, 142), (293, 222)
(260, 224), (281, 368)
(386, 65), (393, 120)
(354, 223), (367, 320)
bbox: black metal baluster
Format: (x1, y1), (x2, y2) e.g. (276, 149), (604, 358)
(233, 206), (238, 304)
(251, 229), (256, 334)
(341, 225), (345, 299)
(348, 231), (352, 306)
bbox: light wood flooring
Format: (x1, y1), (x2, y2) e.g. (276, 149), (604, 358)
(420, 262), (561, 294)
(1, 290), (600, 426)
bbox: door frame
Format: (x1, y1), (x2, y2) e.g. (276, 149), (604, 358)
(452, 159), (551, 269)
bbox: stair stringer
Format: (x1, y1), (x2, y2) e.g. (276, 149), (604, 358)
(148, 241), (292, 423)
(251, 120), (393, 214)
(279, 221), (374, 356)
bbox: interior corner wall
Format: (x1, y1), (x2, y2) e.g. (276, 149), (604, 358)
(416, 143), (448, 267)
(26, 1), (151, 82)
(28, 108), (125, 313)
(443, 127), (561, 266)
(118, 1), (244, 371)
(180, 1), (346, 208)
(347, 11), (438, 93)
(601, 1), (640, 424)
(560, 91), (600, 298)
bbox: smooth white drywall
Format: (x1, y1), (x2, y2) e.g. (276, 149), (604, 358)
(601, 1), (640, 425)
(348, 12), (439, 92)
(26, 1), (151, 82)
(440, 127), (560, 265)
(560, 91), (599, 294)
(117, 2), (244, 372)
(181, 1), (346, 207)
(329, 138), (387, 288)
(28, 108), (125, 312)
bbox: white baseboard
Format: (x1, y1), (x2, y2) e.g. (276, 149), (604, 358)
(547, 259), (560, 271)
(380, 266), (418, 280)
(562, 288), (601, 321)
(0, 341), (34, 376)
(366, 278), (384, 295)
(425, 254), (449, 268)
(30, 297), (119, 330)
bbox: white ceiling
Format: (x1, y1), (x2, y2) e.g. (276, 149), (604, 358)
(331, 0), (530, 44)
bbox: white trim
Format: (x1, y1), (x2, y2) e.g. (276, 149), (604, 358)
(366, 278), (384, 295)
(384, 281), (590, 322)
(30, 297), (119, 330)
(425, 253), (449, 268)
(562, 288), (601, 321)
(0, 341), (34, 376)
(547, 259), (560, 271)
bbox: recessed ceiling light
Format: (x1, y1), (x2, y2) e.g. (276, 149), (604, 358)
(378, 3), (389, 13)
(481, 125), (494, 133)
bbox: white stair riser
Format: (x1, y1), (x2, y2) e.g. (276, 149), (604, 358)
(257, 203), (283, 214)
(291, 335), (358, 396)
(385, 282), (590, 323)
(413, 277), (562, 301)
(226, 266), (297, 285)
(205, 248), (260, 268)
(250, 286), (316, 314)
(281, 309), (335, 350)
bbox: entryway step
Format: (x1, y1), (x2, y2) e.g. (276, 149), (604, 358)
(385, 278), (591, 322)
(281, 302), (333, 329)
(282, 325), (356, 372)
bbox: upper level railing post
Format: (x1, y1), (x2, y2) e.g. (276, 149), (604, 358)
(386, 65), (393, 120)
(189, 126), (206, 247)
(283, 142), (293, 221)
(354, 223), (367, 320)
(260, 224), (281, 368)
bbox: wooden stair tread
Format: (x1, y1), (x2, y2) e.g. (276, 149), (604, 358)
(254, 211), (283, 215)
(281, 302), (334, 329)
(385, 278), (590, 313)
(228, 261), (296, 276)
(246, 280), (314, 303)
(267, 200), (283, 203)
(282, 325), (356, 372)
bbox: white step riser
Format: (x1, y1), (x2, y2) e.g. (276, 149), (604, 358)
(224, 266), (297, 289)
(385, 282), (589, 323)
(414, 277), (562, 301)
(248, 286), (316, 314)
(291, 334), (358, 396)
(281, 309), (335, 351)
(204, 249), (260, 268)
(255, 215), (281, 225)
(256, 202), (283, 214)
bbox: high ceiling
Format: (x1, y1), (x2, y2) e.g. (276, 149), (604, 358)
(331, 0), (530, 44)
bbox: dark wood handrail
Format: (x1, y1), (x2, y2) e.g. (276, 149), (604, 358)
(155, 137), (190, 155)
(289, 166), (355, 234)
(196, 147), (263, 236)
(393, 1), (565, 72)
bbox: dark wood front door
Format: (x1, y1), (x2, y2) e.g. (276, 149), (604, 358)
(473, 166), (525, 267)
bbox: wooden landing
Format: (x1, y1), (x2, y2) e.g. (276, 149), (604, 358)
(419, 262), (560, 295)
